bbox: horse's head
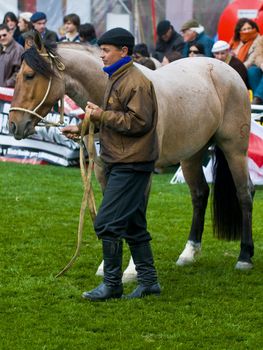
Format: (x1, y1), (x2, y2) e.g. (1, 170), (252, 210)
(9, 33), (65, 139)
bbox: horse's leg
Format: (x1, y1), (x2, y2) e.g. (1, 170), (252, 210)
(176, 149), (210, 266)
(221, 151), (254, 269)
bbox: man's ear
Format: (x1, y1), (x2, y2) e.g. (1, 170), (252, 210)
(121, 46), (129, 56)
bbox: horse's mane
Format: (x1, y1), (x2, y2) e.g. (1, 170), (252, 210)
(22, 46), (56, 78)
(22, 42), (100, 79)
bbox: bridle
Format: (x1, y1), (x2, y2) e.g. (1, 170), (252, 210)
(9, 51), (66, 127)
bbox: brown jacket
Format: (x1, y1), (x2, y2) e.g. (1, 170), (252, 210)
(98, 60), (159, 164)
(0, 39), (24, 87)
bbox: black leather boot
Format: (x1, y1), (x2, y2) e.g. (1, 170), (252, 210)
(126, 242), (161, 299)
(82, 239), (123, 301)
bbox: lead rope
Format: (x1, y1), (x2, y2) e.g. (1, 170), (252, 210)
(55, 110), (97, 278)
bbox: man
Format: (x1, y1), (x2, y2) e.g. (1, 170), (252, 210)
(153, 19), (184, 62)
(60, 13), (80, 42)
(0, 24), (24, 87)
(181, 19), (214, 57)
(62, 27), (161, 301)
(212, 40), (249, 89)
(30, 12), (58, 45)
(79, 23), (97, 45)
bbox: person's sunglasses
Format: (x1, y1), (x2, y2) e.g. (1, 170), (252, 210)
(189, 50), (199, 54)
(0, 33), (8, 39)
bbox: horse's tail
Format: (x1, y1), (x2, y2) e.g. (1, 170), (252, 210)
(211, 146), (242, 240)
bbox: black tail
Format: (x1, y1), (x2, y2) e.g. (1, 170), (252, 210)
(211, 146), (242, 240)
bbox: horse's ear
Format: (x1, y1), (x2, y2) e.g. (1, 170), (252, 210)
(34, 30), (45, 52)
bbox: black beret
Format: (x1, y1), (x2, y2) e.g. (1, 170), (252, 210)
(157, 20), (171, 36)
(31, 12), (46, 23)
(97, 27), (134, 48)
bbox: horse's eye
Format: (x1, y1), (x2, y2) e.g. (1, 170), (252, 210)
(25, 73), (35, 80)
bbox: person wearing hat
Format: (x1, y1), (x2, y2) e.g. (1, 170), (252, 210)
(212, 40), (249, 89)
(30, 12), (58, 45)
(153, 19), (184, 62)
(17, 12), (33, 46)
(62, 27), (161, 301)
(181, 19), (214, 57)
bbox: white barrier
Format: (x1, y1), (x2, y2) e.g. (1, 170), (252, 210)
(171, 116), (263, 186)
(0, 87), (84, 166)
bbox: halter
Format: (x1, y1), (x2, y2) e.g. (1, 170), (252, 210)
(9, 51), (66, 127)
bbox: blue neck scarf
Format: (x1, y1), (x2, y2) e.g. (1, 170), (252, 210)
(103, 56), (132, 77)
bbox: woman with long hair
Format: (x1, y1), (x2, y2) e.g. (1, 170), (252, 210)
(3, 12), (20, 42)
(230, 18), (260, 65)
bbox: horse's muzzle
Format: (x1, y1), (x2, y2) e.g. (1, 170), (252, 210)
(9, 118), (35, 140)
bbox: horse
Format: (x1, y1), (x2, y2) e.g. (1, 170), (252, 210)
(9, 35), (254, 277)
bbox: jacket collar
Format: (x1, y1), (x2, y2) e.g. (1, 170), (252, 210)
(103, 56), (132, 77)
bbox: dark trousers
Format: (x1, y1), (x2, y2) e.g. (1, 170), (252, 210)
(94, 163), (152, 244)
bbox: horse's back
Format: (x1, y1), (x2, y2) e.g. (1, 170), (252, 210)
(138, 58), (250, 165)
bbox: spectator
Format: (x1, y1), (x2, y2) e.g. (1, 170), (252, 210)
(60, 13), (80, 42)
(153, 19), (184, 62)
(188, 43), (205, 57)
(241, 34), (263, 104)
(0, 24), (24, 87)
(181, 19), (214, 57)
(212, 40), (249, 89)
(79, 23), (97, 45)
(133, 43), (150, 58)
(17, 12), (33, 47)
(162, 50), (182, 65)
(133, 43), (157, 70)
(229, 18), (260, 66)
(135, 56), (156, 70)
(3, 12), (20, 42)
(31, 12), (58, 45)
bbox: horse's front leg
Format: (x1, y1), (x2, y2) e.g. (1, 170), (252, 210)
(176, 154), (210, 266)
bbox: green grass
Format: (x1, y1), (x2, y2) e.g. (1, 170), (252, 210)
(0, 162), (262, 350)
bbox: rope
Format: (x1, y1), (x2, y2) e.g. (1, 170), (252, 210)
(55, 110), (97, 278)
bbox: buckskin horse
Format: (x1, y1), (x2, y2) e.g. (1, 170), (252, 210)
(9, 35), (254, 277)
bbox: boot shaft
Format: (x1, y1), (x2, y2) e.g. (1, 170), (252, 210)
(129, 241), (158, 286)
(102, 239), (123, 287)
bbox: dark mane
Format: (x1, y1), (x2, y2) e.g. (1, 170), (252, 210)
(22, 46), (58, 78)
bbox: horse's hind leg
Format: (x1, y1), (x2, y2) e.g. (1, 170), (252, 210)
(222, 151), (254, 269)
(176, 149), (210, 266)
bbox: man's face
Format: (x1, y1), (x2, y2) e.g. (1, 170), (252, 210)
(33, 19), (46, 34)
(213, 50), (229, 62)
(0, 28), (13, 47)
(181, 29), (196, 42)
(64, 21), (77, 34)
(100, 44), (127, 67)
(161, 27), (172, 42)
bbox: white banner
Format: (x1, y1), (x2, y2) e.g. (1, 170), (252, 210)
(0, 87), (83, 166)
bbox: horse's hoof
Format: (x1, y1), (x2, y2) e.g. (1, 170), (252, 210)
(176, 257), (194, 266)
(176, 240), (201, 266)
(235, 261), (253, 270)
(122, 273), (137, 284)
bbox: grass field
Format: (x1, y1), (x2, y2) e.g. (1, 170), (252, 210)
(0, 162), (262, 350)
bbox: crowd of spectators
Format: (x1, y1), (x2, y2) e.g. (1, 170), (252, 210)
(1, 9), (263, 104)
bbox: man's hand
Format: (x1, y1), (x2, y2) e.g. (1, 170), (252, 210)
(86, 101), (103, 122)
(61, 125), (80, 139)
